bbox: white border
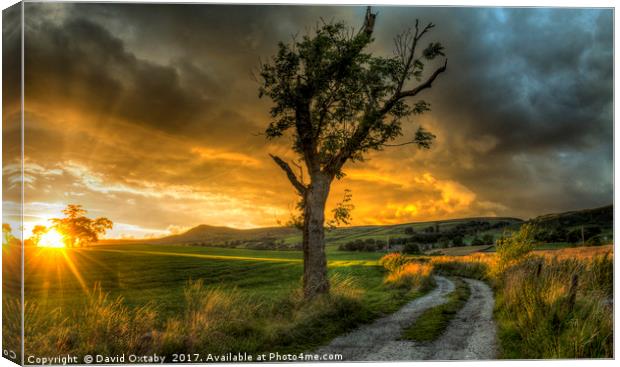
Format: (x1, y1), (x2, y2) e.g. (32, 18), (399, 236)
(0, 1), (616, 367)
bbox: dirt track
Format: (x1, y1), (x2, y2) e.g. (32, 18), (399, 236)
(315, 276), (498, 361)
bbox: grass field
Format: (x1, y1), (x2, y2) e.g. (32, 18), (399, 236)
(16, 243), (430, 358)
(24, 244), (388, 317)
(7, 236), (614, 360)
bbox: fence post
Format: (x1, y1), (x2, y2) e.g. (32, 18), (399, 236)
(567, 274), (579, 311)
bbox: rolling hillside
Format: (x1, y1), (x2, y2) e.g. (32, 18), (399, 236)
(132, 217), (524, 248)
(529, 204), (612, 229)
(99, 205), (612, 249)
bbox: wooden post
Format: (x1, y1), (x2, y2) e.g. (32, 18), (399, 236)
(536, 260), (543, 278)
(567, 274), (579, 311)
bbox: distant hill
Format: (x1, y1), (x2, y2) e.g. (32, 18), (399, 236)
(122, 216), (523, 248)
(529, 205), (612, 229)
(99, 205), (612, 249)
(148, 224), (300, 245)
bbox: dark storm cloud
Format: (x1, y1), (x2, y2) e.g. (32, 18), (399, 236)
(363, 6), (613, 216)
(23, 10), (232, 137)
(436, 8), (612, 155)
(15, 3), (613, 235)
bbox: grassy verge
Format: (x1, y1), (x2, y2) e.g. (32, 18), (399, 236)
(401, 277), (470, 342)
(425, 247), (613, 358)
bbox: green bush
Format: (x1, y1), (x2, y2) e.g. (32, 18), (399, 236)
(403, 242), (422, 255)
(496, 223), (537, 268)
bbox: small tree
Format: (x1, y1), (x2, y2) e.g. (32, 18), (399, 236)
(29, 225), (48, 247)
(259, 7), (447, 298)
(2, 224), (18, 247)
(403, 242), (422, 255)
(51, 204), (113, 247)
(482, 234), (494, 244)
(496, 223), (537, 269)
(451, 235), (464, 247)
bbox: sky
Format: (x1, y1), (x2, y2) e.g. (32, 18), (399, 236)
(2, 3), (613, 238)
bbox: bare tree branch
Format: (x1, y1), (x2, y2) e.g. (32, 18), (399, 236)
(361, 6), (377, 36)
(397, 58), (448, 99)
(378, 58), (447, 116)
(382, 141), (418, 147)
(269, 154), (307, 194)
(324, 58), (447, 176)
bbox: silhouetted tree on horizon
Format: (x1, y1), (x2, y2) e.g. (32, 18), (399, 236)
(51, 204), (113, 247)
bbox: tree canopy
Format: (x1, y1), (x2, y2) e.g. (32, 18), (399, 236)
(258, 7), (447, 298)
(50, 204), (113, 247)
(259, 8), (447, 187)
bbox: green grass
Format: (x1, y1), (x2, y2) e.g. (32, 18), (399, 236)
(24, 244), (385, 317)
(18, 243), (429, 357)
(401, 277), (471, 342)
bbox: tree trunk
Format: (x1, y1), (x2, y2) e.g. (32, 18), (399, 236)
(302, 173), (331, 299)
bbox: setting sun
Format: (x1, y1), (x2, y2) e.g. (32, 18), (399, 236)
(38, 229), (65, 248)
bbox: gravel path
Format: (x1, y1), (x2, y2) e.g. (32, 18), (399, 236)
(315, 276), (498, 361)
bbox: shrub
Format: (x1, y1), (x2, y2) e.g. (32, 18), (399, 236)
(338, 238), (381, 252)
(378, 253), (409, 272)
(451, 235), (464, 247)
(496, 223), (537, 269)
(585, 235), (603, 246)
(403, 242), (421, 255)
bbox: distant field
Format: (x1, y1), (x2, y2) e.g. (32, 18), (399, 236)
(424, 245), (493, 256)
(424, 243), (613, 257)
(260, 217), (522, 248)
(24, 244), (391, 318)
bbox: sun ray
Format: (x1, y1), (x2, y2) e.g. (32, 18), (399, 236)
(38, 228), (65, 248)
(60, 250), (89, 294)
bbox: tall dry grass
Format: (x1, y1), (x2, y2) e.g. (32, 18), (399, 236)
(496, 253), (612, 358)
(22, 274), (369, 357)
(384, 262), (435, 290)
(379, 253), (435, 291)
(262, 273), (366, 351)
(379, 252), (410, 272)
(23, 284), (159, 357)
(156, 280), (263, 354)
(428, 247), (613, 358)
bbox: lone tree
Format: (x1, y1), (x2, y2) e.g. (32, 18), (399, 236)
(259, 7), (447, 299)
(51, 204), (113, 247)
